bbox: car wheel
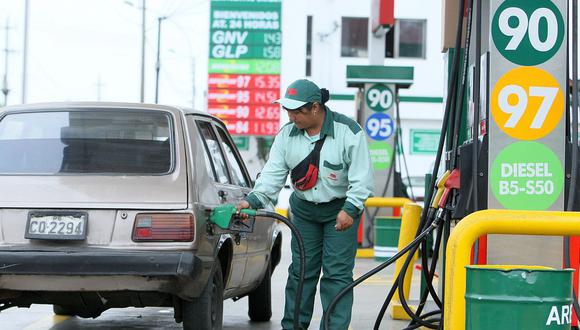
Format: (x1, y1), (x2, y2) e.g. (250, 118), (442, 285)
(53, 304), (76, 316)
(247, 262), (272, 322)
(182, 262), (224, 330)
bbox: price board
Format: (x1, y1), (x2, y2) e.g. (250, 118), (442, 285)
(208, 0), (282, 136)
(488, 0), (567, 211)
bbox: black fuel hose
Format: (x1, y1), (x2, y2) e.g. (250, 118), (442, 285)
(323, 215), (443, 330)
(255, 210), (305, 330)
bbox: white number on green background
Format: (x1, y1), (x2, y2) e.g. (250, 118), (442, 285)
(499, 7), (558, 51)
(367, 89), (392, 109)
(498, 85), (558, 129)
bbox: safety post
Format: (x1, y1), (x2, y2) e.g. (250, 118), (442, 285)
(357, 197), (414, 258)
(361, 197), (422, 320)
(444, 209), (580, 330)
(390, 202), (422, 320)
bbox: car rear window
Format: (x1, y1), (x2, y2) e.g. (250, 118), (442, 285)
(0, 110), (173, 174)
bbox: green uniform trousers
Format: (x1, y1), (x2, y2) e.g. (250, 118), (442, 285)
(281, 193), (360, 330)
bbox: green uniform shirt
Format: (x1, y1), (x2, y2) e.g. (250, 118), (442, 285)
(246, 108), (374, 218)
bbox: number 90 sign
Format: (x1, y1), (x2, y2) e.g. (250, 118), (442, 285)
(365, 113), (395, 141)
(365, 84), (394, 112)
(492, 0), (564, 66)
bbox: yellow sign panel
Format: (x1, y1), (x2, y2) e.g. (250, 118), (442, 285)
(491, 66), (564, 140)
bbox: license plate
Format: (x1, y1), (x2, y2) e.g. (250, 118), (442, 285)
(25, 211), (88, 240)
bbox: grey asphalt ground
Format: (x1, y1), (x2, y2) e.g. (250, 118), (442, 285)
(0, 227), (432, 330)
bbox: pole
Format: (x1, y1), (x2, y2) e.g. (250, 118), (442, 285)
(191, 56), (195, 109)
(154, 16), (165, 104)
(139, 0), (146, 102)
(21, 0), (29, 104)
(2, 18), (10, 106)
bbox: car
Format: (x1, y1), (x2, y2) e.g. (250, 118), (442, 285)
(0, 102), (282, 330)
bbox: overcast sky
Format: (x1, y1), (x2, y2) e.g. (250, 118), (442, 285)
(0, 0), (210, 108)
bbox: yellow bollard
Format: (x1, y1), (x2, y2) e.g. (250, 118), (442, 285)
(357, 197), (413, 259)
(390, 202), (422, 320)
(444, 209), (580, 330)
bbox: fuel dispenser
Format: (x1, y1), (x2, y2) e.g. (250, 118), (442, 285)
(321, 0), (580, 328)
(345, 65), (414, 250)
(455, 0), (570, 268)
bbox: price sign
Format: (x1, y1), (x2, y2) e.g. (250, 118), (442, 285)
(208, 74), (280, 89)
(492, 0), (564, 65)
(207, 0), (282, 136)
(207, 88), (280, 105)
(223, 120), (280, 136)
(365, 84), (394, 112)
(208, 104), (280, 120)
(365, 113), (394, 141)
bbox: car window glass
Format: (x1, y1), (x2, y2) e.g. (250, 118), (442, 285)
(0, 110), (172, 174)
(215, 125), (249, 187)
(196, 121), (229, 184)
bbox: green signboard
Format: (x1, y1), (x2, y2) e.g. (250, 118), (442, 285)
(410, 129), (440, 155)
(210, 1), (281, 61)
(490, 141), (564, 210)
(369, 142), (393, 170)
(208, 0), (282, 137)
(232, 136), (250, 150)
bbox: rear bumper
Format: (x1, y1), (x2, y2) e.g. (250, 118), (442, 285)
(0, 250), (201, 277)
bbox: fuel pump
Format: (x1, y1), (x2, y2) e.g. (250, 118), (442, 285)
(321, 0), (580, 328)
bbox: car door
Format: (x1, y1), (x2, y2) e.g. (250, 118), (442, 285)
(192, 117), (248, 289)
(212, 123), (271, 286)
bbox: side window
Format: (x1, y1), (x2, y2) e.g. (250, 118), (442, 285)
(215, 125), (250, 187)
(196, 121), (230, 184)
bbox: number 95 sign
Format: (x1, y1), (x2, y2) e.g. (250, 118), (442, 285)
(365, 113), (394, 141)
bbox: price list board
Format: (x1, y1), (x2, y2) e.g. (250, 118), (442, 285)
(207, 0), (282, 136)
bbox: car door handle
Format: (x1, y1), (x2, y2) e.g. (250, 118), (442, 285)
(218, 190), (228, 199)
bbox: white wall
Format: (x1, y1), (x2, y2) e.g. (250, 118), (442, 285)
(278, 0), (445, 177)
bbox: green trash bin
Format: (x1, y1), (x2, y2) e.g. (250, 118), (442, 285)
(465, 265), (574, 330)
(373, 216), (401, 261)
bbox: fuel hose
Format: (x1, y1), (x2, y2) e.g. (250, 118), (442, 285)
(254, 210), (305, 330)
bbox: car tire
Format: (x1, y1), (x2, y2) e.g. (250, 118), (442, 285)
(182, 262), (224, 330)
(247, 262), (272, 322)
(53, 304), (76, 316)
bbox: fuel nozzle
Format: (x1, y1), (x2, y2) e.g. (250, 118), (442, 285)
(432, 169), (461, 225)
(210, 204), (257, 232)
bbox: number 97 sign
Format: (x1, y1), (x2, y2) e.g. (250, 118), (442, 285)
(365, 113), (395, 141)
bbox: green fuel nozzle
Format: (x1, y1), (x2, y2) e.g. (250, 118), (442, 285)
(209, 204), (257, 232)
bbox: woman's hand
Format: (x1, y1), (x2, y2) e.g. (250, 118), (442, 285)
(335, 210), (354, 231)
(236, 200), (251, 219)
(236, 200), (250, 212)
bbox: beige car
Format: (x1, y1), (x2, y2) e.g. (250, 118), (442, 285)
(0, 102), (282, 330)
